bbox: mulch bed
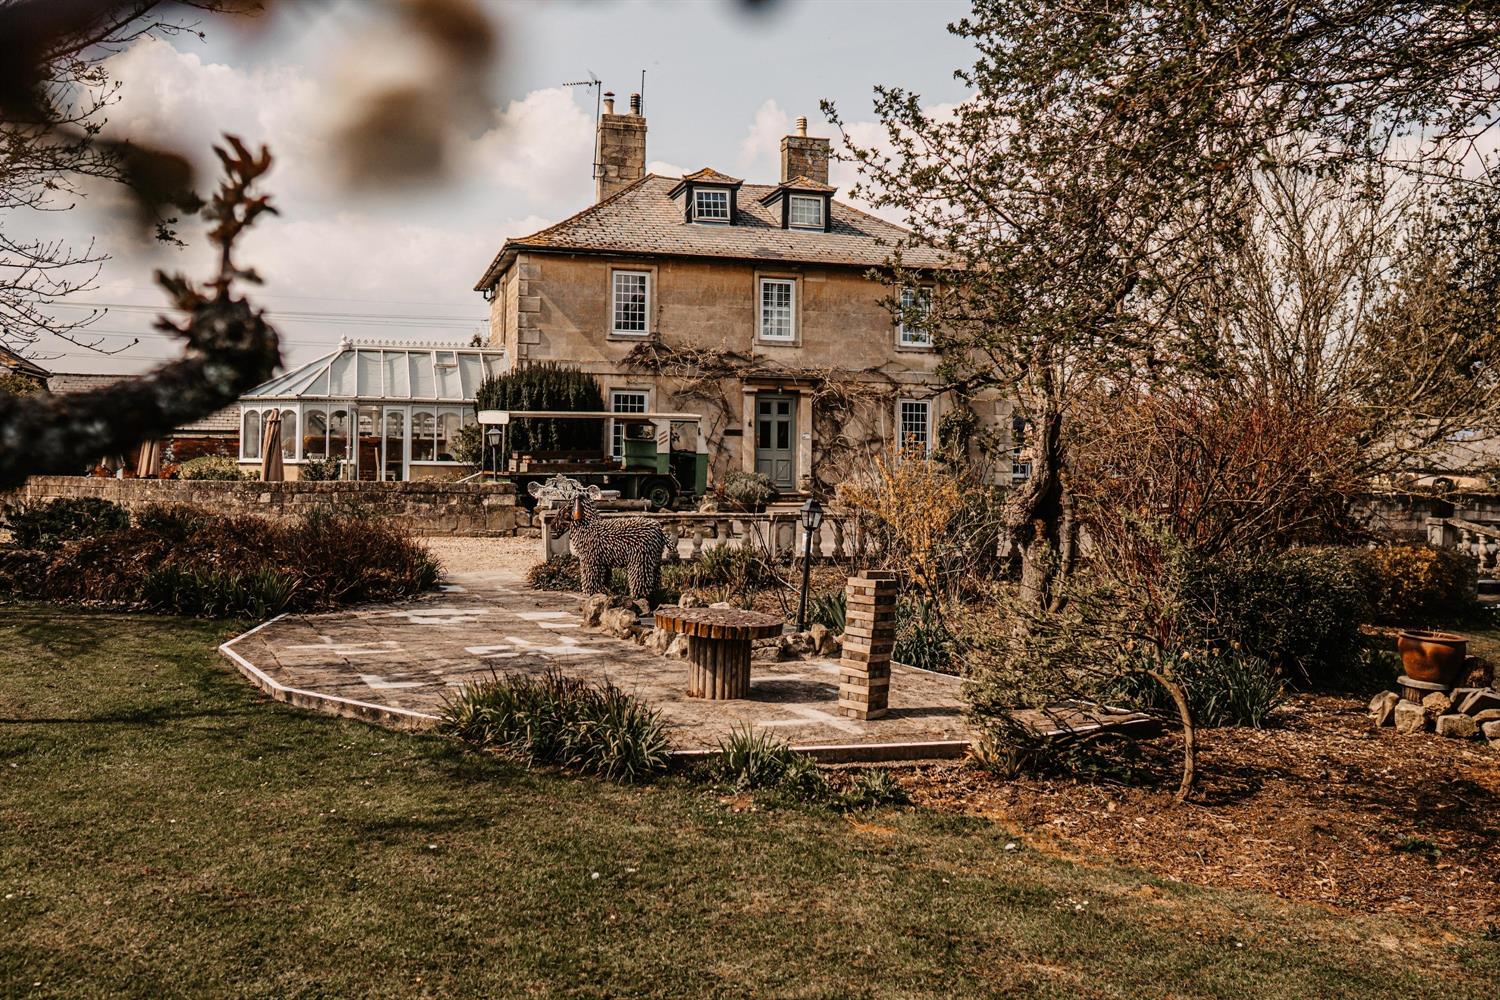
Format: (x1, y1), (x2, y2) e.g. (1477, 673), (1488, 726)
(897, 694), (1500, 929)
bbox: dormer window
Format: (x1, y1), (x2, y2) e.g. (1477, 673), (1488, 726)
(759, 177), (836, 232)
(671, 169), (744, 226)
(788, 194), (824, 229)
(694, 188), (731, 223)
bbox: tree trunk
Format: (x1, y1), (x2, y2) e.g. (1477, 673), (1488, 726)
(1009, 406), (1066, 609)
(1148, 668), (1197, 803)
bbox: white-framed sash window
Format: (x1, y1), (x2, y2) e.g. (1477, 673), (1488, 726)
(610, 389), (650, 460)
(788, 194), (824, 229)
(898, 287), (933, 347)
(694, 188), (730, 222)
(897, 398), (932, 456)
(611, 270), (650, 335)
(759, 277), (796, 342)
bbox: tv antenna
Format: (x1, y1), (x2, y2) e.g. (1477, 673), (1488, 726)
(562, 71), (602, 180)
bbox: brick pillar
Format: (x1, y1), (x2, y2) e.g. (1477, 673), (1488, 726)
(839, 571), (898, 720)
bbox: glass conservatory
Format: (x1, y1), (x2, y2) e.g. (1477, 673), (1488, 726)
(237, 340), (509, 480)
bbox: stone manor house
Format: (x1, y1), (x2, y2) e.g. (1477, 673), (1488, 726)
(474, 93), (1018, 493)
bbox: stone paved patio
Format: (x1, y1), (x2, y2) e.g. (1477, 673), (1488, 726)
(221, 565), (971, 761)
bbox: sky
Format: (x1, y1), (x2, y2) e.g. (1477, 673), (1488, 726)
(13, 0), (975, 375)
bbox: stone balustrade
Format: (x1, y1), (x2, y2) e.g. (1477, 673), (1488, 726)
(541, 508), (885, 564)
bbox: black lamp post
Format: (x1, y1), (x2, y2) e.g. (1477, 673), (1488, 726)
(795, 497), (824, 632)
(485, 427), (502, 480)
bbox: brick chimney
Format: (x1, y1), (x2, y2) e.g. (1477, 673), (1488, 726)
(595, 91), (647, 202)
(780, 115), (830, 185)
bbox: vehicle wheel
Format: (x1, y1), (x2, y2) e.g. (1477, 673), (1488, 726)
(643, 477), (677, 511)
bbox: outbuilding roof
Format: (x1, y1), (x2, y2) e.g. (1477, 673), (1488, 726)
(46, 372), (239, 434)
(474, 174), (949, 290)
(240, 340), (507, 402)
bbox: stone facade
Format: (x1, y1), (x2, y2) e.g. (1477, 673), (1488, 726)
(488, 251), (1006, 487)
(2, 476), (521, 537)
(475, 107), (1017, 493)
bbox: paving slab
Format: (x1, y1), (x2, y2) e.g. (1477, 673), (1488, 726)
(221, 569), (972, 761)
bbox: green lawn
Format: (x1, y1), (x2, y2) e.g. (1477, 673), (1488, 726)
(1, 606), (1496, 999)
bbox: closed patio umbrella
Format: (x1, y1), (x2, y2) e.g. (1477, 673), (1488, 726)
(261, 409), (284, 482)
(134, 439), (163, 478)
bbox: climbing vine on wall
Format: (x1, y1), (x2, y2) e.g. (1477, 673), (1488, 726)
(622, 341), (918, 492)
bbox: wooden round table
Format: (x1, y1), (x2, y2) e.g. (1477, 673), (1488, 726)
(653, 606), (785, 700)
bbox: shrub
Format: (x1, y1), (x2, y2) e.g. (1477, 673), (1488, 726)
(297, 456), (344, 481)
(840, 768), (910, 810)
(528, 554), (581, 591)
(666, 544), (774, 595)
(1101, 648), (1284, 729)
(709, 725), (830, 801)
(712, 470), (779, 512)
(440, 669), (670, 783)
(805, 589), (846, 631)
(1355, 544), (1477, 623)
(1182, 547), (1372, 689)
(526, 555), (631, 596)
(474, 362), (604, 455)
(894, 597), (955, 673)
(141, 565), (297, 618)
(2, 497), (130, 550)
(177, 455), (250, 480)
(0, 504), (438, 616)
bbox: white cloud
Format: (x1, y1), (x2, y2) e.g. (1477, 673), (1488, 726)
(738, 99), (790, 177)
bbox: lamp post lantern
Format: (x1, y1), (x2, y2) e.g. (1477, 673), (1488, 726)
(485, 427), (502, 480)
(795, 497), (824, 632)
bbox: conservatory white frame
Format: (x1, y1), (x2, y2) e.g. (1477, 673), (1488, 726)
(237, 342), (508, 481)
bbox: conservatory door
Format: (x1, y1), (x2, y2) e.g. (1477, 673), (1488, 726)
(355, 405), (382, 481)
(382, 406), (408, 481)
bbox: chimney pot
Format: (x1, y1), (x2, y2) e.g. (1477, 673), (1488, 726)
(603, 91), (615, 115)
(629, 92), (642, 116)
(796, 115), (808, 137)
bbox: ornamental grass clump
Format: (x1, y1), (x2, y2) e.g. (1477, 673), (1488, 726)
(440, 669), (671, 783)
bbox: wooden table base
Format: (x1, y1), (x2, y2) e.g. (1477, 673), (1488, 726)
(687, 636), (752, 700)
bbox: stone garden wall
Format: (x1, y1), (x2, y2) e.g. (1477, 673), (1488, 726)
(2, 476), (524, 537)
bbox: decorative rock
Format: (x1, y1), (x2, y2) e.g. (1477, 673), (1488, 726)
(1457, 688), (1500, 716)
(679, 590), (707, 609)
(1481, 718), (1500, 741)
(1393, 700), (1429, 735)
(1472, 708), (1500, 724)
(1368, 691), (1400, 728)
(580, 594), (609, 627)
(646, 627), (673, 655)
(599, 607), (640, 640)
(1421, 691), (1454, 717)
(667, 634), (690, 659)
(807, 623), (839, 657)
(709, 601), (735, 610)
(1435, 714), (1478, 740)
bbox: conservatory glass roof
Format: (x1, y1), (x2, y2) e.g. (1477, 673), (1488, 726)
(241, 340), (508, 402)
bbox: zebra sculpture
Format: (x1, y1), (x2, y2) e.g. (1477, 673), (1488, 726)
(530, 476), (668, 599)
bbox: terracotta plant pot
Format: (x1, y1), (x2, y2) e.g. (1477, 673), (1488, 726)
(1396, 629), (1468, 687)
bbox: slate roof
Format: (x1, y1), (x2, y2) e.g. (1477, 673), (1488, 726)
(47, 372), (239, 434)
(0, 344), (50, 380)
(475, 174), (949, 290)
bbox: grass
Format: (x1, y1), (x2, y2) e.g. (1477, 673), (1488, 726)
(1, 606), (1497, 999)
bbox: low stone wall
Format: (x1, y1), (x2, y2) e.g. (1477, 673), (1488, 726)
(2, 476), (521, 537)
